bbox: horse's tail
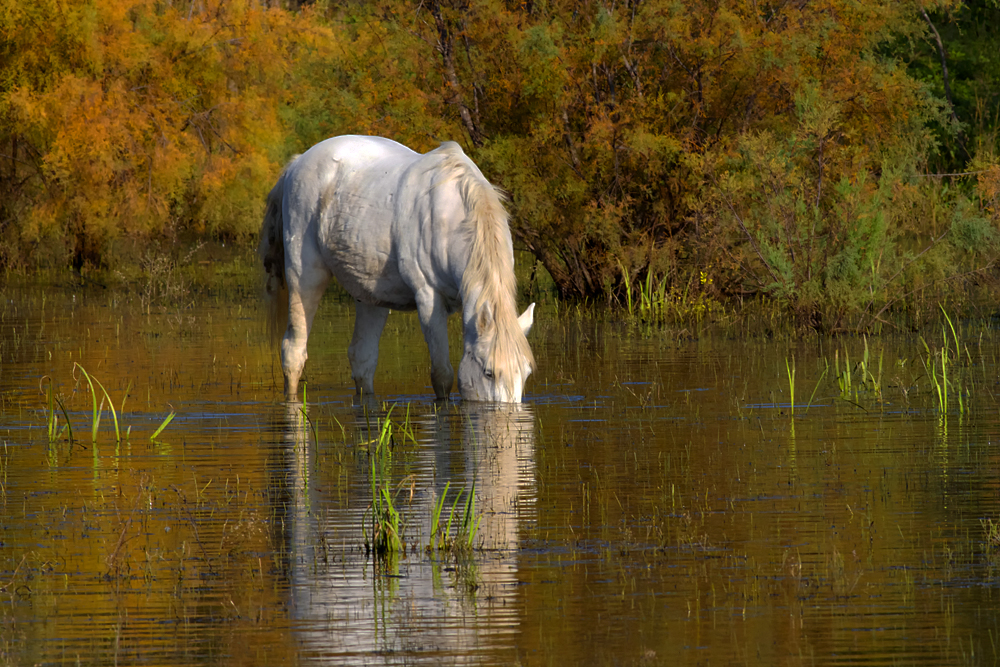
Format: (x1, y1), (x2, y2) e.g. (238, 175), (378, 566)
(258, 158), (296, 346)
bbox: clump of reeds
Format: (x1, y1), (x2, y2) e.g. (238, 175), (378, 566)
(356, 404), (482, 560)
(41, 376), (74, 445)
(362, 406), (413, 558)
(618, 261), (721, 329)
(834, 336), (883, 407)
(982, 518), (1000, 551)
(429, 481), (480, 553)
(73, 363), (123, 445)
(920, 307), (968, 416)
(41, 364), (174, 452)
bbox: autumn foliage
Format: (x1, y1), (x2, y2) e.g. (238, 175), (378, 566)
(2, 0), (998, 328)
(0, 0), (302, 268)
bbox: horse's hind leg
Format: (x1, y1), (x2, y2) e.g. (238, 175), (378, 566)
(348, 301), (390, 398)
(282, 269), (330, 400)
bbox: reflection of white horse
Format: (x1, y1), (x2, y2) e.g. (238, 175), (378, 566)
(280, 402), (536, 664)
(259, 136), (535, 402)
(458, 405), (536, 555)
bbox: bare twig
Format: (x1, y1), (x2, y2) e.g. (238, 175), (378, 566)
(721, 194), (782, 287)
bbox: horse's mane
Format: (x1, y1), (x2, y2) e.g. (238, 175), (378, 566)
(434, 142), (535, 391)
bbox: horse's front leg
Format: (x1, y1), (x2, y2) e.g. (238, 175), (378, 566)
(348, 301), (390, 398)
(415, 290), (454, 400)
(282, 266), (330, 401)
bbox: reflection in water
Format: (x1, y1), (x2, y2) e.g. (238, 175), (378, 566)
(276, 401), (535, 665)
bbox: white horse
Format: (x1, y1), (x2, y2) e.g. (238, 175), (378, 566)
(259, 136), (535, 402)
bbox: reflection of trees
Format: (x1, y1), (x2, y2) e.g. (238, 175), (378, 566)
(274, 401), (536, 664)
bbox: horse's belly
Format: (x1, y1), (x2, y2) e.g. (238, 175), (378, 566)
(322, 223), (417, 310)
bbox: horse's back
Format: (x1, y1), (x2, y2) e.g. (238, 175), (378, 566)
(284, 136), (418, 213)
(301, 135), (417, 171)
(280, 136), (426, 307)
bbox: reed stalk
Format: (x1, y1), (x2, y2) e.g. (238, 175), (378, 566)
(618, 260), (635, 318)
(805, 366), (828, 412)
(921, 336), (946, 414)
(785, 357), (795, 414)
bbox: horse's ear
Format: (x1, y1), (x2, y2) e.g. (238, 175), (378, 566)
(518, 303), (535, 336)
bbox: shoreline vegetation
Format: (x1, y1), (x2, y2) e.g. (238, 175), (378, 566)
(3, 0), (1000, 335)
(10, 242), (999, 343)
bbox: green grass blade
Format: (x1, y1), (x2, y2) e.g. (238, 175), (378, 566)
(43, 376), (57, 442)
(74, 363), (100, 444)
(941, 305), (960, 355)
(150, 411), (175, 441)
(432, 481), (452, 549)
(805, 367), (828, 412)
(90, 375), (120, 443)
(785, 357), (795, 414)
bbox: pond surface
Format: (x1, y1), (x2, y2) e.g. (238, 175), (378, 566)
(2, 281), (1000, 666)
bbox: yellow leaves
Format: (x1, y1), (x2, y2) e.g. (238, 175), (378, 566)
(0, 0), (974, 282)
(196, 150), (269, 238)
(973, 161), (1000, 221)
(1, 0), (331, 266)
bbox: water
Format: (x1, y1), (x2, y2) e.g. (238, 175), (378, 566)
(2, 282), (1000, 665)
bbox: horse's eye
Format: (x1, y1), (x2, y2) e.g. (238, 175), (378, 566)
(484, 368), (495, 380)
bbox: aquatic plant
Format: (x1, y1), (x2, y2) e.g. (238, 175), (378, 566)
(785, 357), (795, 414)
(149, 411), (175, 443)
(617, 260), (721, 329)
(835, 347), (853, 400)
(921, 307), (968, 416)
(430, 481), (480, 552)
(833, 337), (884, 408)
(73, 363), (122, 444)
(363, 407), (407, 557)
(365, 473), (404, 557)
(297, 383), (319, 449)
(983, 518), (1000, 545)
(805, 365), (828, 413)
(41, 365), (174, 449)
(41, 376), (74, 445)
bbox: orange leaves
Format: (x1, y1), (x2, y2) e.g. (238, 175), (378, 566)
(0, 0), (324, 267)
(0, 0), (982, 294)
(974, 161), (1000, 220)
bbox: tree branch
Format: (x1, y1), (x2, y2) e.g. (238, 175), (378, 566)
(430, 1), (482, 147)
(920, 5), (969, 158)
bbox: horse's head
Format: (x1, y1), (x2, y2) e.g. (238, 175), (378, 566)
(458, 303), (535, 403)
